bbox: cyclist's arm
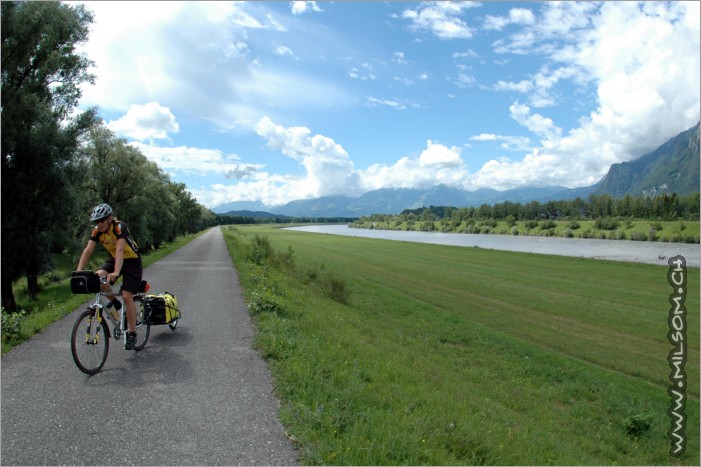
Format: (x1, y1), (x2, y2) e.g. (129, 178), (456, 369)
(109, 238), (126, 281)
(77, 240), (97, 270)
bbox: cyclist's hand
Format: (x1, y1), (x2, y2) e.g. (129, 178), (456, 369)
(107, 273), (118, 285)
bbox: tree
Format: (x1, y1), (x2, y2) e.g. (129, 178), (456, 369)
(2, 1), (96, 309)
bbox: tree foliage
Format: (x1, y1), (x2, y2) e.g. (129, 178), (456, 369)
(2, 1), (96, 309)
(391, 193), (700, 224)
(1, 2), (217, 311)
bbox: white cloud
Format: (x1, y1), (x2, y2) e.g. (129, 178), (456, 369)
(494, 79), (533, 93)
(254, 117), (361, 199)
(482, 1), (699, 189)
(76, 1), (348, 130)
(367, 97), (406, 110)
(419, 140), (463, 167)
(484, 7), (535, 31)
(130, 142), (263, 178)
(401, 1), (480, 39)
(470, 134), (532, 152)
(359, 140), (468, 191)
(290, 1), (321, 16)
(107, 102), (179, 141)
(393, 51), (411, 65)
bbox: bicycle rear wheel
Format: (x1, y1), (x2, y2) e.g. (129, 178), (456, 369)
(71, 308), (109, 375)
(133, 297), (150, 351)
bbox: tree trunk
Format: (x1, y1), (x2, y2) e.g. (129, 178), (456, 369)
(26, 273), (39, 300)
(1, 275), (18, 312)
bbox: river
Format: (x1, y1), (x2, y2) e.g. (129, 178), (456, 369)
(286, 224), (700, 268)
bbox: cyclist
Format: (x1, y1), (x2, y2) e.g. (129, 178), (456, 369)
(77, 203), (142, 350)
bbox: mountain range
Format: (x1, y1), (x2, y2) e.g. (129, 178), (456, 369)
(214, 122), (700, 218)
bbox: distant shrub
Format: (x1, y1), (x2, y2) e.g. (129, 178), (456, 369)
(480, 218), (498, 228)
(540, 220), (557, 230)
(323, 274), (351, 304)
(511, 226), (519, 236)
(567, 221), (581, 230)
(525, 220), (538, 229)
(630, 231), (648, 241)
(648, 227), (656, 241)
(595, 217), (619, 230)
(564, 228), (573, 238)
(625, 414), (652, 439)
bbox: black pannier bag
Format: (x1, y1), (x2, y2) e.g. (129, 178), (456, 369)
(144, 292), (180, 325)
(71, 271), (101, 294)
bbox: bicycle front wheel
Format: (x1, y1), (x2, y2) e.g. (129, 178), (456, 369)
(71, 309), (109, 375)
(133, 297), (150, 351)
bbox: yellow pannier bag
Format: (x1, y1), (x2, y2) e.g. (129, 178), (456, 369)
(144, 292), (180, 325)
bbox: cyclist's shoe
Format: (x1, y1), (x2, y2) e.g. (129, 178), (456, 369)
(106, 300), (122, 311)
(125, 332), (137, 350)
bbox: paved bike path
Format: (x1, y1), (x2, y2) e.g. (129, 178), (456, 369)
(1, 227), (297, 465)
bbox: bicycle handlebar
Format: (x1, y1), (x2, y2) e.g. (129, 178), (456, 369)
(99, 275), (116, 286)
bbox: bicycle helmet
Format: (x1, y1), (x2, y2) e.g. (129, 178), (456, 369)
(90, 203), (113, 222)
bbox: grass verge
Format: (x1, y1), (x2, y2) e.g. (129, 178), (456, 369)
(224, 224), (699, 465)
(1, 229), (209, 354)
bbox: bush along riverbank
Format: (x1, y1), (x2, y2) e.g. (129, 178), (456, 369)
(350, 217), (700, 243)
(350, 193), (700, 243)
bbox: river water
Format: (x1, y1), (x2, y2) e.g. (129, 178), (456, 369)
(286, 224), (700, 268)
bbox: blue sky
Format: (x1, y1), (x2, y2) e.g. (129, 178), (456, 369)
(73, 1), (700, 209)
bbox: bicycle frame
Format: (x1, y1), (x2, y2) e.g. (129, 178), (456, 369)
(71, 272), (151, 374)
(86, 278), (148, 342)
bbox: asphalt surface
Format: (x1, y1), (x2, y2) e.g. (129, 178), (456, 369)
(1, 227), (297, 466)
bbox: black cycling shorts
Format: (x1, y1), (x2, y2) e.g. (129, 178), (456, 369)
(98, 258), (143, 294)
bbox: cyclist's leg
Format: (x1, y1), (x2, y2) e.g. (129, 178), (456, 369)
(120, 259), (142, 333)
(122, 290), (137, 333)
(96, 259), (119, 305)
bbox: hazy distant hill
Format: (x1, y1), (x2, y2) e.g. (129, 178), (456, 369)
(214, 122), (700, 217)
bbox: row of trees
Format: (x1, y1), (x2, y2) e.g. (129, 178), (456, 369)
(385, 192), (700, 224)
(216, 215), (358, 225)
(1, 2), (216, 311)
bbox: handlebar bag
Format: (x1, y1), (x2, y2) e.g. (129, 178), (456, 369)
(70, 271), (101, 294)
(144, 292), (180, 325)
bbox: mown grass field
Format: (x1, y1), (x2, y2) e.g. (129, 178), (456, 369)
(224, 224), (699, 465)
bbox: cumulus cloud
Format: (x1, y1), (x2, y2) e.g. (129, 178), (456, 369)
(254, 117), (361, 199)
(290, 1), (321, 15)
(482, 1), (699, 188)
(484, 7), (535, 31)
(400, 1), (480, 39)
(470, 134), (532, 152)
(419, 140), (463, 167)
(360, 140), (468, 191)
(107, 102), (179, 141)
(130, 142), (263, 178)
(77, 1), (348, 129)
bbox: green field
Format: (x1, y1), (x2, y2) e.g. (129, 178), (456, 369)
(224, 224), (699, 465)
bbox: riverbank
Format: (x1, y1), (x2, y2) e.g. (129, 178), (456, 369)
(350, 218), (700, 243)
(288, 224), (700, 268)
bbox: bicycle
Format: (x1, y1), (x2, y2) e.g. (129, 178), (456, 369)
(70, 273), (151, 375)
